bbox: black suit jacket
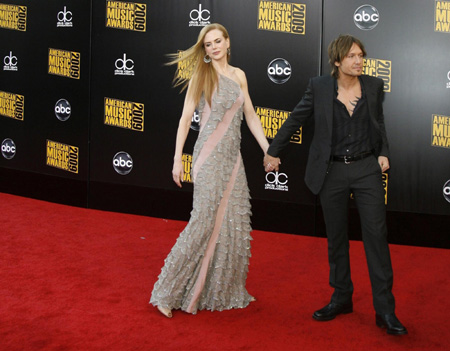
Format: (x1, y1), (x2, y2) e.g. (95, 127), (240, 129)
(267, 74), (389, 195)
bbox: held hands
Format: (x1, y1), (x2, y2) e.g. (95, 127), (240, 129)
(263, 153), (281, 173)
(172, 158), (184, 188)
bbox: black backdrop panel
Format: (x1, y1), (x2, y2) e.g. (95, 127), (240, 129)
(322, 0), (450, 215)
(89, 0), (321, 207)
(1, 1), (449, 246)
(0, 0), (91, 188)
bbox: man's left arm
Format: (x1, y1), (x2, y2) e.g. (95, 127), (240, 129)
(376, 80), (390, 171)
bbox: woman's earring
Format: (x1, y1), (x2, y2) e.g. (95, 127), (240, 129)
(227, 48), (230, 56)
(203, 54), (211, 63)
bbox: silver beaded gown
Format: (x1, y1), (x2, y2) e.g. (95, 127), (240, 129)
(150, 75), (254, 314)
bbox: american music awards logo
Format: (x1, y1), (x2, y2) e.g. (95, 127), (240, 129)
(0, 4), (27, 31)
(0, 90), (24, 121)
(257, 1), (306, 35)
(431, 114), (450, 149)
(363, 57), (392, 92)
(435, 1), (450, 33)
(48, 48), (81, 79)
(105, 1), (147, 32)
(104, 97), (144, 132)
(182, 153), (193, 183)
(46, 139), (79, 174)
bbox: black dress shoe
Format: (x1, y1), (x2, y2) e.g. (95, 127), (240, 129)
(313, 302), (353, 321)
(376, 313), (408, 335)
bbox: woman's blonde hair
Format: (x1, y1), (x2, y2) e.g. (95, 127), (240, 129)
(167, 23), (230, 107)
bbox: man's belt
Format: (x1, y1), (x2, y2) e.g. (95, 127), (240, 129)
(331, 151), (374, 164)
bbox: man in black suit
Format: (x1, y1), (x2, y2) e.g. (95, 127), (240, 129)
(264, 35), (407, 335)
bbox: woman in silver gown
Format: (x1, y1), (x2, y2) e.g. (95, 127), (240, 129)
(150, 23), (271, 318)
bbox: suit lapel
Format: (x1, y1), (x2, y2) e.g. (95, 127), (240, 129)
(361, 75), (377, 122)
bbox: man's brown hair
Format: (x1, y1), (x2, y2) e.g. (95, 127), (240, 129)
(328, 34), (367, 78)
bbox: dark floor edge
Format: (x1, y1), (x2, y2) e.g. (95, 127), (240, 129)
(1, 167), (449, 249)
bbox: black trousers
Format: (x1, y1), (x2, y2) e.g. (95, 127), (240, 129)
(319, 155), (395, 314)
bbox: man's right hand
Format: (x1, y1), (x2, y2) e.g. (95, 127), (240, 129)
(263, 153), (281, 172)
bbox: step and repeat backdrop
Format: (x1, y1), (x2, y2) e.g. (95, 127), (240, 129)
(88, 0), (321, 210)
(1, 1), (449, 223)
(0, 0), (91, 194)
(322, 0), (450, 216)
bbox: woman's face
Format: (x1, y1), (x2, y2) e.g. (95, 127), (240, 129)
(203, 29), (229, 62)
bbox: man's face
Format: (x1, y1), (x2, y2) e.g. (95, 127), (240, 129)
(335, 43), (364, 78)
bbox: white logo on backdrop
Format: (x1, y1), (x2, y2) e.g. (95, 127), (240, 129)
(1, 138), (16, 159)
(444, 179), (450, 203)
(57, 6), (73, 27)
(265, 171), (289, 191)
(190, 110), (200, 131)
(267, 58), (292, 84)
(115, 53), (135, 76)
(54, 99), (71, 121)
(113, 151), (133, 175)
(354, 5), (379, 30)
(189, 4), (211, 27)
(3, 51), (18, 71)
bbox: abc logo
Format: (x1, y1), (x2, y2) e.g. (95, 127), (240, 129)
(55, 99), (71, 121)
(265, 171), (288, 185)
(115, 53), (134, 71)
(113, 151), (133, 175)
(190, 110), (200, 132)
(267, 58), (291, 84)
(190, 4), (210, 21)
(1, 138), (16, 160)
(444, 179), (450, 203)
(354, 5), (379, 30)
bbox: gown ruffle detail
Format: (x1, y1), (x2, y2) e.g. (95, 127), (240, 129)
(150, 75), (253, 314)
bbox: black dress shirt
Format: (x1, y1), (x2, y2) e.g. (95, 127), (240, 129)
(332, 78), (372, 156)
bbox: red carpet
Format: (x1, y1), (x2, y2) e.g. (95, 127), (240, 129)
(0, 192), (448, 351)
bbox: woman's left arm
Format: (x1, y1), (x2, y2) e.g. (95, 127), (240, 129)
(236, 69), (270, 154)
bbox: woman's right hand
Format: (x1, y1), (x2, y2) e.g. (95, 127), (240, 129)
(172, 158), (184, 188)
(263, 153), (281, 172)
